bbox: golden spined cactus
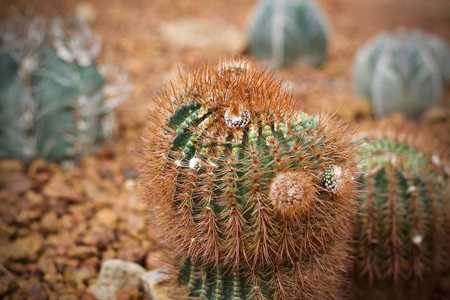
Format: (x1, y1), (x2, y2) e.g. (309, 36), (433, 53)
(140, 59), (358, 299)
(352, 125), (450, 300)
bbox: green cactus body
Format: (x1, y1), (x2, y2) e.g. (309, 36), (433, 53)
(353, 29), (450, 118)
(0, 15), (114, 162)
(248, 0), (330, 68)
(353, 138), (450, 299)
(140, 59), (358, 299)
(179, 260), (253, 300)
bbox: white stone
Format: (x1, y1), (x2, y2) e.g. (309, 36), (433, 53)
(140, 269), (170, 300)
(88, 259), (146, 300)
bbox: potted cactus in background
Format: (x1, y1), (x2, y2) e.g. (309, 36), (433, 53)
(0, 12), (130, 163)
(247, 0), (330, 68)
(140, 59), (358, 299)
(352, 29), (450, 119)
(351, 126), (450, 299)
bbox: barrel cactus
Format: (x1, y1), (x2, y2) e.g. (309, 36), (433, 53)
(247, 0), (330, 68)
(0, 13), (124, 162)
(140, 59), (358, 299)
(353, 29), (450, 118)
(352, 133), (450, 299)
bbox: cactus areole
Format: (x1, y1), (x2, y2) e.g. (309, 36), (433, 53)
(140, 59), (358, 299)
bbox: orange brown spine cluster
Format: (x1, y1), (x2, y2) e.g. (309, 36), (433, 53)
(140, 59), (358, 299)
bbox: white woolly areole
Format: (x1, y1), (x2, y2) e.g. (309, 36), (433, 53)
(333, 165), (342, 178)
(287, 188), (295, 197)
(432, 154), (441, 166)
(21, 56), (38, 73)
(407, 186), (417, 193)
(218, 61), (247, 76)
(189, 158), (201, 170)
(224, 109), (250, 128)
(412, 233), (423, 245)
(54, 40), (74, 62)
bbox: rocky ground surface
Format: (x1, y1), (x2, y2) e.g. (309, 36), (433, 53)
(0, 0), (450, 299)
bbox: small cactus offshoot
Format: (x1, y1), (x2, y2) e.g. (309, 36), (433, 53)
(140, 59), (358, 299)
(352, 135), (450, 299)
(0, 12), (129, 162)
(353, 29), (450, 118)
(247, 0), (330, 68)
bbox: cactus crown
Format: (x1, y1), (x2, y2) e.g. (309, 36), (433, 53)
(248, 0), (330, 68)
(140, 59), (358, 299)
(0, 12), (126, 162)
(353, 29), (450, 118)
(353, 134), (450, 299)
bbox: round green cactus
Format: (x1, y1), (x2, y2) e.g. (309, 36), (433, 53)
(140, 59), (358, 299)
(352, 136), (450, 299)
(353, 29), (450, 118)
(247, 0), (330, 68)
(0, 13), (124, 162)
(426, 33), (450, 82)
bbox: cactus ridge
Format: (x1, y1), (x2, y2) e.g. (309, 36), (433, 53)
(141, 59), (358, 299)
(179, 259), (252, 300)
(175, 239), (353, 299)
(353, 137), (450, 299)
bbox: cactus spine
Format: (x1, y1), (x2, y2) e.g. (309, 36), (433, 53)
(353, 136), (450, 299)
(353, 29), (450, 118)
(248, 0), (330, 68)
(140, 59), (358, 299)
(0, 13), (122, 162)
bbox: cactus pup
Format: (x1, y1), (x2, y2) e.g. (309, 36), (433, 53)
(140, 59), (358, 299)
(352, 127), (450, 299)
(247, 0), (330, 68)
(353, 29), (450, 118)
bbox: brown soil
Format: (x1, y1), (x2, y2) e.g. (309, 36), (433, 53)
(0, 0), (449, 299)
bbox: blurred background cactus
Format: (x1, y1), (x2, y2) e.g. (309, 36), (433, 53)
(247, 0), (330, 68)
(353, 29), (450, 119)
(352, 130), (450, 299)
(0, 11), (130, 163)
(140, 59), (358, 299)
